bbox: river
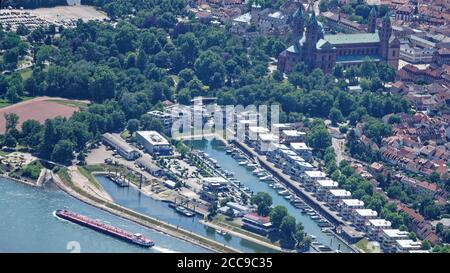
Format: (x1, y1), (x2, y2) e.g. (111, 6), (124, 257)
(0, 177), (208, 253)
(95, 176), (276, 253)
(186, 139), (353, 253)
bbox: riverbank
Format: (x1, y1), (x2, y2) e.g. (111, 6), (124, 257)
(200, 220), (284, 252)
(0, 173), (39, 188)
(51, 169), (240, 253)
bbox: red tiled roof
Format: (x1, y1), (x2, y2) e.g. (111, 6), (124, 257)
(417, 181), (438, 192)
(397, 204), (425, 223)
(243, 213), (271, 224)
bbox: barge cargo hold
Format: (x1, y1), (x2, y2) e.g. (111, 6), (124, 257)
(55, 209), (154, 247)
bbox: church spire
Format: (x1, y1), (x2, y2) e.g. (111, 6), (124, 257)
(291, 6), (304, 45)
(368, 7), (377, 33)
(380, 12), (392, 59)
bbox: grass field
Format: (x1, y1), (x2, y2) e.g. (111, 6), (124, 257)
(0, 96), (36, 109)
(19, 68), (33, 80)
(47, 99), (89, 109)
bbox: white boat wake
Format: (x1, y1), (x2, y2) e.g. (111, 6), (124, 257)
(152, 246), (179, 253)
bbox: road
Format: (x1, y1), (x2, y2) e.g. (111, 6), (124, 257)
(332, 137), (347, 164)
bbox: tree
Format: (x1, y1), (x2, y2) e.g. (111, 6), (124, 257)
(270, 205), (288, 230)
(294, 223), (307, 248)
(333, 64), (344, 79)
(16, 24), (30, 36)
(279, 215), (296, 247)
(421, 240), (431, 250)
(329, 107), (344, 126)
(6, 85), (20, 103)
(225, 207), (235, 219)
(51, 139), (74, 165)
(319, 0), (329, 12)
(251, 192), (273, 216)
(306, 121), (331, 152)
(408, 232), (417, 241)
(208, 201), (218, 218)
(355, 4), (371, 19)
(3, 48), (19, 69)
(423, 204), (440, 220)
(127, 119), (140, 134)
(388, 114), (401, 124)
(88, 66), (116, 101)
(194, 50), (225, 88)
(4, 113), (19, 133)
(176, 32), (199, 66)
(141, 32), (161, 55)
(444, 229), (450, 243)
(20, 119), (42, 149)
(140, 114), (164, 132)
(428, 172), (440, 184)
(115, 22), (137, 53)
(436, 223), (444, 235)
(3, 133), (17, 148)
(136, 49), (147, 71)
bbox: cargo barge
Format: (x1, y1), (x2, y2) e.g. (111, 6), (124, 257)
(55, 209), (154, 247)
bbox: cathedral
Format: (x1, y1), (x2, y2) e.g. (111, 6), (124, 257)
(277, 7), (400, 74)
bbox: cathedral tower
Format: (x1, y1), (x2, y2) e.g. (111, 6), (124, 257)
(368, 7), (377, 33)
(304, 11), (319, 67)
(291, 6), (304, 45)
(380, 12), (392, 59)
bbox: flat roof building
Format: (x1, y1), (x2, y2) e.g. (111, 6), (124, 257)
(381, 229), (410, 253)
(367, 219), (392, 240)
(303, 171), (328, 190)
(353, 209), (378, 230)
(257, 133), (279, 154)
(289, 142), (312, 161)
(281, 130), (306, 144)
(202, 177), (229, 192)
(315, 179), (338, 201)
(395, 239), (422, 253)
(136, 131), (172, 155)
(247, 126), (270, 144)
(327, 189), (351, 209)
(340, 199), (364, 220)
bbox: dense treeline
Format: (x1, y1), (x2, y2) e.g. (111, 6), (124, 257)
(2, 0), (67, 9)
(1, 2), (408, 167)
(81, 0), (186, 20)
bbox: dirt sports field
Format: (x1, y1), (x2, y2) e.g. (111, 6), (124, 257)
(0, 97), (89, 133)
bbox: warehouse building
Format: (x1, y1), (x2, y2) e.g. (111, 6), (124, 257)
(136, 154), (163, 177)
(102, 133), (140, 160)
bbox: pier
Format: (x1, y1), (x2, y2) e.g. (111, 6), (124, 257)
(231, 139), (359, 252)
(52, 170), (241, 253)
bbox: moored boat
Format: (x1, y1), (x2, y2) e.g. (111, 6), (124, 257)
(54, 209), (154, 247)
(175, 206), (195, 217)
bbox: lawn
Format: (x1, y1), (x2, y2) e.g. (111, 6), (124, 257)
(47, 99), (89, 109)
(0, 96), (36, 109)
(355, 238), (381, 253)
(19, 68), (33, 80)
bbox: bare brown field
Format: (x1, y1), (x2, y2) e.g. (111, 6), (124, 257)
(0, 97), (89, 133)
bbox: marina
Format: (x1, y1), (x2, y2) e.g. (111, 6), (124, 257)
(95, 175), (276, 253)
(187, 139), (353, 253)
